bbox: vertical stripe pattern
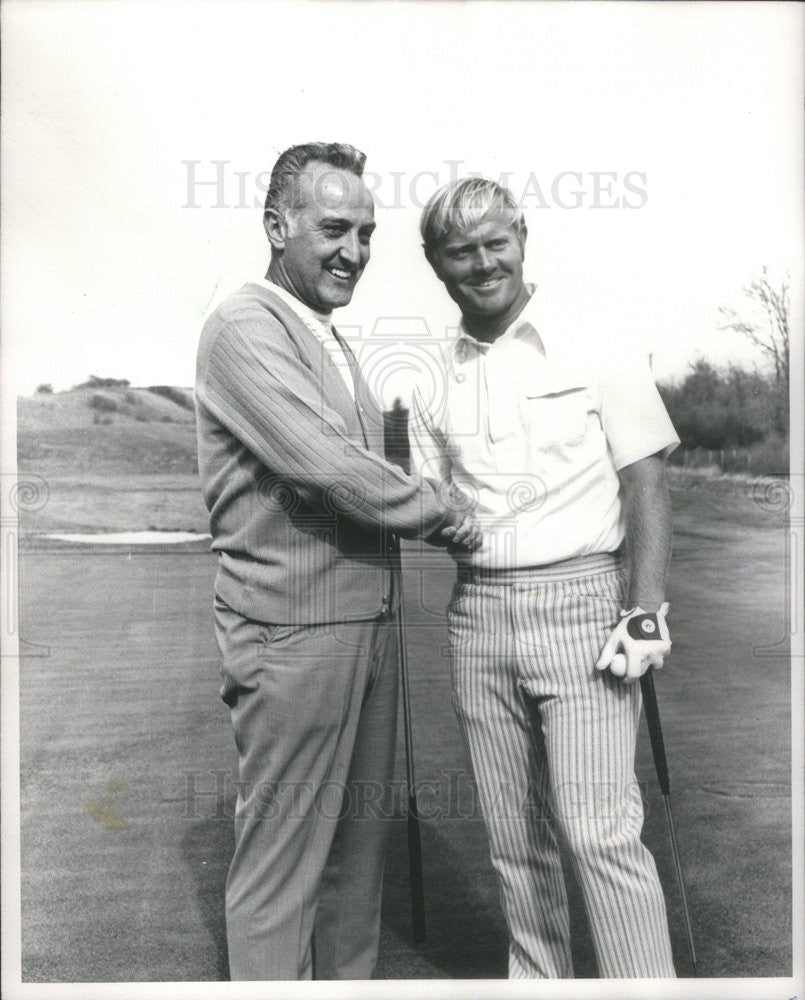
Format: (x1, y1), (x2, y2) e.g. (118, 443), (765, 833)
(447, 556), (675, 978)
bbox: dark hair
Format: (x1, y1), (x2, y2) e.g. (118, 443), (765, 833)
(264, 142), (367, 218)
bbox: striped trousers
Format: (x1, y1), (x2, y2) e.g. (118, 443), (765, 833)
(447, 553), (675, 979)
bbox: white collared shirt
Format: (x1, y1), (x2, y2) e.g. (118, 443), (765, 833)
(409, 286), (679, 568)
(254, 278), (356, 400)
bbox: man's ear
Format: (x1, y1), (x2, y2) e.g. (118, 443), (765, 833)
(517, 220), (528, 258)
(263, 208), (287, 251)
(424, 243), (443, 279)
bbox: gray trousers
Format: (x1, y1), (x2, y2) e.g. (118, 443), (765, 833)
(214, 598), (399, 980)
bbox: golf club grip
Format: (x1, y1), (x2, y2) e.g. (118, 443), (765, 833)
(640, 670), (671, 796)
(407, 795), (426, 941)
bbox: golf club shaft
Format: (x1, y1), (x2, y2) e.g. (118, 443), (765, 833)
(397, 590), (416, 791)
(640, 669), (696, 974)
(640, 669), (669, 795)
(393, 538), (426, 942)
(662, 796), (697, 974)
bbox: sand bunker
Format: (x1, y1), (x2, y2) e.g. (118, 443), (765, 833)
(45, 531), (210, 544)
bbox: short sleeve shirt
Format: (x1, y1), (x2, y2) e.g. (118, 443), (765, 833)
(408, 287), (679, 568)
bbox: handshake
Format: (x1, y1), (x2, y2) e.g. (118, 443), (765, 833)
(439, 510), (483, 553)
(437, 486), (483, 553)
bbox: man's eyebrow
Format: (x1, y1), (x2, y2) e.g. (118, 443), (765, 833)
(318, 214), (376, 232)
(443, 231), (510, 252)
(442, 238), (475, 252)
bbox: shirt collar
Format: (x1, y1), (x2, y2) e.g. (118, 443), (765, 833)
(253, 277), (334, 329)
(453, 283), (547, 362)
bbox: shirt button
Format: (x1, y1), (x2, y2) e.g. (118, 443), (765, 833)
(456, 372), (466, 383)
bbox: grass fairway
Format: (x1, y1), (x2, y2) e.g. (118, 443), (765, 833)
(15, 475), (792, 982)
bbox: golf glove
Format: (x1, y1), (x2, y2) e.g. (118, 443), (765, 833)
(595, 602), (671, 682)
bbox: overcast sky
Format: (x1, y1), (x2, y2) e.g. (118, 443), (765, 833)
(2, 0), (802, 405)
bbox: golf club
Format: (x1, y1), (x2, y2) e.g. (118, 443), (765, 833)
(391, 537), (426, 943)
(641, 668), (697, 975)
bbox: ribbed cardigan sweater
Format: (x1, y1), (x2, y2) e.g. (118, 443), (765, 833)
(195, 282), (449, 624)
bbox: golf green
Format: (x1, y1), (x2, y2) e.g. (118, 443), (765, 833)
(16, 485), (792, 982)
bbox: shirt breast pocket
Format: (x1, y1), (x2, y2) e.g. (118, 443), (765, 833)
(524, 385), (590, 447)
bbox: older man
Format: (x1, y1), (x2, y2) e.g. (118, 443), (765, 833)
(195, 142), (478, 981)
(409, 177), (680, 978)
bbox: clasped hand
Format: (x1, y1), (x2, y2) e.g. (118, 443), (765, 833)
(440, 512), (483, 552)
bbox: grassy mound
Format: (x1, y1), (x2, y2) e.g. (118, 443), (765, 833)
(18, 386), (198, 476)
(16, 385), (208, 534)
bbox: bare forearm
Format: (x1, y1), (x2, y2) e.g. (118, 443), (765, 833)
(620, 455), (672, 611)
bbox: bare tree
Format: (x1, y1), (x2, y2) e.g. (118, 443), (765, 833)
(718, 266), (790, 394)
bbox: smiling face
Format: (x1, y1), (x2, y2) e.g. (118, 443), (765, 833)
(428, 210), (530, 341)
(265, 160), (376, 313)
